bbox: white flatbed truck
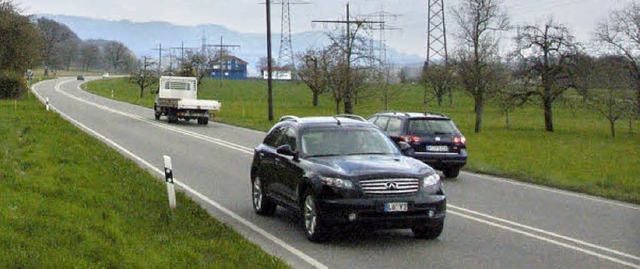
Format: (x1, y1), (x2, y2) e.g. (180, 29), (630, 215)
(154, 76), (221, 125)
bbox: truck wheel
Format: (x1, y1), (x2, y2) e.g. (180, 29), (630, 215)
(167, 109), (178, 123)
(202, 117), (209, 125)
(154, 104), (161, 120)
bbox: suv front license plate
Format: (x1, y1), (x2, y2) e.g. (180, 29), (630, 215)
(427, 145), (448, 152)
(384, 202), (408, 212)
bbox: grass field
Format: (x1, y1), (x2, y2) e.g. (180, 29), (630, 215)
(83, 77), (640, 204)
(0, 94), (289, 268)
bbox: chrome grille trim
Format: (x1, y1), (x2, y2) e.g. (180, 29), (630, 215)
(360, 178), (420, 196)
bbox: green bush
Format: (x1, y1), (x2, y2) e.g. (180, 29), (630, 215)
(0, 71), (27, 99)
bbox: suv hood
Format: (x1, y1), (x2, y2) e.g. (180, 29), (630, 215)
(309, 155), (432, 178)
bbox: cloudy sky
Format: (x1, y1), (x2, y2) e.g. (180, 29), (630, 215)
(16, 0), (633, 58)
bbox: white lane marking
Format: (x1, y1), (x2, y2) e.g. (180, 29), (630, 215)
(45, 79), (640, 268)
(36, 79), (328, 269)
(448, 210), (640, 269)
(461, 172), (640, 211)
(449, 205), (640, 263)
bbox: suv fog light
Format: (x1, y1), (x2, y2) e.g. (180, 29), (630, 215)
(348, 213), (357, 221)
(428, 210), (435, 218)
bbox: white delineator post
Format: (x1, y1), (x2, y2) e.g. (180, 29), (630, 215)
(45, 97), (50, 111)
(163, 155), (177, 209)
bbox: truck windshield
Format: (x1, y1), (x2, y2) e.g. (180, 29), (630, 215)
(164, 81), (194, 91)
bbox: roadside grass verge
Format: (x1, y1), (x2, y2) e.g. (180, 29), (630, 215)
(0, 95), (289, 268)
(84, 78), (640, 204)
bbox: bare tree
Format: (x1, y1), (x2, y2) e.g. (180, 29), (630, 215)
(421, 63), (455, 107)
(511, 18), (581, 132)
(596, 1), (640, 114)
(298, 48), (329, 107)
(452, 0), (510, 133)
(178, 50), (211, 86)
(129, 57), (157, 98)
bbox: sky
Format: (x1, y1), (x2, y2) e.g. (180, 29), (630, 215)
(16, 0), (634, 58)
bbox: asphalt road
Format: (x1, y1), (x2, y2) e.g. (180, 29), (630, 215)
(32, 77), (640, 269)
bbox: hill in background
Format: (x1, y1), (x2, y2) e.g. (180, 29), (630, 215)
(38, 14), (424, 76)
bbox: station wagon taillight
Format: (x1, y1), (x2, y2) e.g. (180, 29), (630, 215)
(453, 136), (466, 145)
(401, 135), (422, 144)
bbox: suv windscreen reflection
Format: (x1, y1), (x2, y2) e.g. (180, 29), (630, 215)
(301, 128), (399, 157)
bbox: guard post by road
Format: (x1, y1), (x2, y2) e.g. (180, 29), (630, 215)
(163, 155), (177, 209)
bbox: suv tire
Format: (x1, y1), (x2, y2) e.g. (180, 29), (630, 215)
(303, 191), (329, 242)
(252, 177), (276, 215)
(412, 219), (444, 239)
(444, 167), (460, 178)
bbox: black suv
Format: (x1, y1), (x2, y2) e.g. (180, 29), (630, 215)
(250, 115), (446, 242)
(368, 112), (467, 178)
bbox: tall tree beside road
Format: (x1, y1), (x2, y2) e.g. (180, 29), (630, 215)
(452, 0), (510, 133)
(79, 43), (100, 71)
(104, 41), (135, 72)
(596, 1), (640, 115)
(0, 1), (41, 72)
(512, 18), (581, 132)
(36, 18), (78, 73)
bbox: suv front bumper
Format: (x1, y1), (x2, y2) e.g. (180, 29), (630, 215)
(316, 194), (446, 229)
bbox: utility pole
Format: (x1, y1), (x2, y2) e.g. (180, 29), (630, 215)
(204, 36), (240, 88)
(266, 0), (274, 121)
(426, 0), (448, 67)
(313, 3), (382, 114)
(151, 43), (164, 75)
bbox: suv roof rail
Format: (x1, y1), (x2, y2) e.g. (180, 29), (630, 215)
(423, 111), (448, 118)
(279, 115), (300, 122)
(381, 110), (411, 117)
(335, 114), (366, 122)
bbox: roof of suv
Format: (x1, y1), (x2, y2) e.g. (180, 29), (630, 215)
(372, 111), (451, 120)
(279, 115), (374, 128)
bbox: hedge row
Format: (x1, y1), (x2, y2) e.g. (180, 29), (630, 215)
(0, 72), (27, 99)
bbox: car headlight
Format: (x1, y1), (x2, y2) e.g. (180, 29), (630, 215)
(320, 176), (354, 189)
(423, 173), (440, 188)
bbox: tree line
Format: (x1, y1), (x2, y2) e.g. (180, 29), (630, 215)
(0, 0), (136, 91)
(296, 0), (639, 137)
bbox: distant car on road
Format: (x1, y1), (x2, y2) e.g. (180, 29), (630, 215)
(76, 75), (84, 81)
(250, 115), (446, 242)
(102, 73), (110, 79)
(368, 111), (467, 178)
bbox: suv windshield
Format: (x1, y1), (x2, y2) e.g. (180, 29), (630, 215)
(301, 127), (399, 157)
(408, 119), (457, 136)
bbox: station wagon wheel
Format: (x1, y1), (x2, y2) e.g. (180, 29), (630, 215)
(303, 192), (328, 242)
(252, 176), (276, 215)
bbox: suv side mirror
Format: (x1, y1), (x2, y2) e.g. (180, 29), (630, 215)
(276, 144), (298, 160)
(398, 141), (415, 156)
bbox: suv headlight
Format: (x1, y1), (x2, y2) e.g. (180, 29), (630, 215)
(423, 173), (440, 188)
(320, 176), (354, 189)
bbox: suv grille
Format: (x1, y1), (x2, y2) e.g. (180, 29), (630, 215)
(360, 178), (420, 196)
